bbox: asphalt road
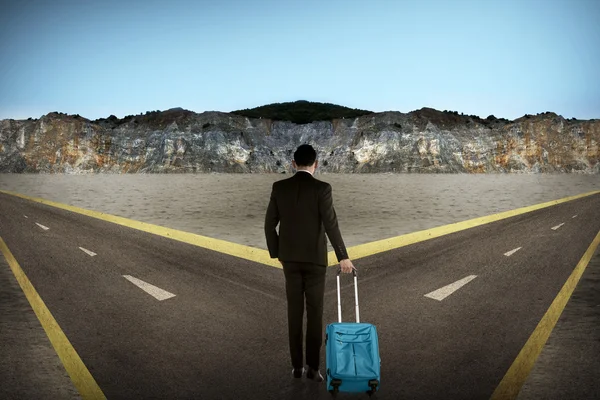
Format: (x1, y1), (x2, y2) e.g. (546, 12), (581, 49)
(0, 191), (599, 399)
(517, 236), (600, 400)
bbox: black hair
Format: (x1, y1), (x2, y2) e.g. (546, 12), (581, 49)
(294, 144), (317, 167)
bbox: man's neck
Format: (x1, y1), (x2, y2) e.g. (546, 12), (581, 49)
(297, 169), (313, 175)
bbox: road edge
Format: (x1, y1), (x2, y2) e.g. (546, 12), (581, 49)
(1, 189), (598, 268)
(490, 228), (600, 400)
(0, 236), (106, 400)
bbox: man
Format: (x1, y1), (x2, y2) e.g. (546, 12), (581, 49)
(264, 144), (356, 383)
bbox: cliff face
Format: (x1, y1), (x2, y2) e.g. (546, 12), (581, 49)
(0, 108), (598, 173)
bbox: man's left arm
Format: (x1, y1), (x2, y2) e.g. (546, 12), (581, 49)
(264, 183), (280, 260)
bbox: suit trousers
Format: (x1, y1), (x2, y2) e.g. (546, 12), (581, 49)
(282, 261), (327, 370)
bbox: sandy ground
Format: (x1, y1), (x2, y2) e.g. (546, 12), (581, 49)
(0, 172), (598, 251)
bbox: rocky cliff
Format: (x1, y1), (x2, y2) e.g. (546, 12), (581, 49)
(0, 107), (598, 173)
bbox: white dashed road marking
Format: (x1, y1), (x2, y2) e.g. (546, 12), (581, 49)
(504, 247), (522, 257)
(24, 215), (29, 219)
(424, 275), (478, 301)
(572, 215), (577, 218)
(35, 223), (49, 230)
(79, 247), (97, 257)
(551, 223), (565, 230)
(123, 275), (176, 301)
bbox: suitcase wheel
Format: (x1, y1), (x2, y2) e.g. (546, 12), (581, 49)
(367, 379), (379, 396)
(329, 379), (342, 397)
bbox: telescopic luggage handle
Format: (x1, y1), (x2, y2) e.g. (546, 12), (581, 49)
(336, 268), (360, 323)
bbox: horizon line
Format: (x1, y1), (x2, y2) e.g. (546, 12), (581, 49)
(1, 103), (597, 123)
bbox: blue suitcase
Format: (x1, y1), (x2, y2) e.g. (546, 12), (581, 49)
(325, 268), (381, 396)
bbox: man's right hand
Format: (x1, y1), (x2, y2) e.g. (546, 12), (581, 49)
(339, 259), (356, 274)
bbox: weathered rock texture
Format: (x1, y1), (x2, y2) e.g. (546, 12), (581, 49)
(0, 108), (598, 173)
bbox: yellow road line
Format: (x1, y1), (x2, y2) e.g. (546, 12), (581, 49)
(1, 189), (599, 269)
(345, 190), (600, 263)
(0, 236), (106, 400)
(0, 189), (280, 268)
(490, 228), (600, 400)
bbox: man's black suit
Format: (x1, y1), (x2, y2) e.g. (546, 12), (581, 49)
(264, 170), (349, 371)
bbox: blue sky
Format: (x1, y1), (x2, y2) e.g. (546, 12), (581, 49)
(1, 0), (598, 121)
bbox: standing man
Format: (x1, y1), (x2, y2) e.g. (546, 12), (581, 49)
(264, 144), (356, 383)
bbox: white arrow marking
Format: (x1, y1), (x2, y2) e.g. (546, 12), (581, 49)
(504, 247), (522, 257)
(35, 223), (49, 231)
(551, 223), (565, 230)
(123, 275), (176, 301)
(79, 247), (97, 257)
(424, 275), (477, 301)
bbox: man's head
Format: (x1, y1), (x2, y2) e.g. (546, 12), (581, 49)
(292, 144), (318, 173)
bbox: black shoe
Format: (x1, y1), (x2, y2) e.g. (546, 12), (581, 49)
(306, 367), (324, 382)
(292, 367), (305, 378)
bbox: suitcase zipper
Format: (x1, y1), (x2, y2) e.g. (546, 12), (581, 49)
(352, 343), (358, 376)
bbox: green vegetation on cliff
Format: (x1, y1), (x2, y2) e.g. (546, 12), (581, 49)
(231, 100), (374, 124)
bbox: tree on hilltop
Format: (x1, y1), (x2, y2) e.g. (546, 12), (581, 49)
(231, 100), (374, 124)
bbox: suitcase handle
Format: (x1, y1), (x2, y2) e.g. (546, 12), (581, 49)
(336, 268), (360, 323)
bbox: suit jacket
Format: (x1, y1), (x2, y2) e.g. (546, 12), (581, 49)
(264, 170), (349, 267)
